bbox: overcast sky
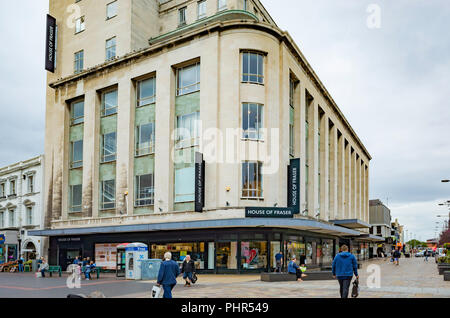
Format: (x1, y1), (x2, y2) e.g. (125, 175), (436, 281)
(0, 1), (449, 241)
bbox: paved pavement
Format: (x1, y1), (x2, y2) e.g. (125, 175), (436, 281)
(0, 257), (448, 298)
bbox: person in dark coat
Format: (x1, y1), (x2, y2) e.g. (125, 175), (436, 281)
(181, 255), (196, 287)
(332, 245), (359, 298)
(157, 252), (180, 298)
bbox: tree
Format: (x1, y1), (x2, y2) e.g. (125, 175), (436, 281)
(406, 239), (427, 248)
(439, 229), (450, 246)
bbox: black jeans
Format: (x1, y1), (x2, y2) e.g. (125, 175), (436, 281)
(338, 278), (352, 298)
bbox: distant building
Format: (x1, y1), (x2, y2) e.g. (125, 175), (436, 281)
(369, 199), (393, 256)
(0, 156), (47, 263)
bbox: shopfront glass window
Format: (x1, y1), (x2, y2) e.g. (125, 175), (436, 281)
(151, 243), (206, 270)
(240, 241), (267, 270)
(7, 245), (17, 262)
(286, 240), (305, 264)
(322, 240), (334, 265)
(316, 243), (323, 265)
(270, 241), (281, 270)
(305, 242), (313, 265)
(216, 242), (237, 270)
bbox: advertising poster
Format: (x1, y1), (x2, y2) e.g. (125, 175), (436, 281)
(95, 243), (119, 269)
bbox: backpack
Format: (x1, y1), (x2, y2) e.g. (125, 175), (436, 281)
(351, 278), (360, 298)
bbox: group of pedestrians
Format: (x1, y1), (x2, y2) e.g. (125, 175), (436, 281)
(72, 256), (96, 280)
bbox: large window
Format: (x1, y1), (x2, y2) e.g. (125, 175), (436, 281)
(9, 180), (16, 196)
(242, 103), (263, 140)
(242, 161), (263, 199)
(135, 174), (154, 207)
(137, 77), (156, 107)
(106, 37), (116, 61)
(100, 179), (116, 210)
(218, 0), (227, 11)
(241, 241), (268, 270)
(179, 7), (187, 26)
(69, 184), (82, 213)
(75, 16), (85, 34)
(74, 50), (84, 74)
(197, 0), (206, 19)
(101, 132), (117, 163)
(106, 1), (118, 19)
(176, 112), (200, 149)
(70, 140), (83, 169)
(242, 52), (264, 84)
(101, 89), (118, 116)
(8, 210), (14, 227)
(177, 63), (200, 96)
(174, 167), (195, 203)
(70, 100), (84, 125)
(136, 123), (155, 156)
(26, 206), (33, 225)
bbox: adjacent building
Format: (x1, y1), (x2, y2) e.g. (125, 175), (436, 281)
(0, 156), (46, 263)
(369, 199), (393, 256)
(32, 0), (374, 273)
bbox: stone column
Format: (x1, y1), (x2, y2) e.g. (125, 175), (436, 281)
(344, 141), (351, 219)
(329, 124), (338, 220)
(337, 132), (345, 220)
(311, 100), (319, 218)
(321, 115), (329, 220)
(299, 84), (307, 215)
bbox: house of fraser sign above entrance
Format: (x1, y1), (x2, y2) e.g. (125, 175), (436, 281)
(245, 207), (294, 218)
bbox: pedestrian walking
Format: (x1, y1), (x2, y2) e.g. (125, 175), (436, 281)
(181, 255), (195, 287)
(157, 252), (180, 298)
(332, 245), (359, 298)
(393, 249), (401, 265)
(288, 256), (303, 282)
(18, 255), (24, 272)
(424, 250), (429, 262)
(275, 251), (283, 273)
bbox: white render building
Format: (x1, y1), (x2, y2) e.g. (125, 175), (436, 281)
(0, 155), (47, 263)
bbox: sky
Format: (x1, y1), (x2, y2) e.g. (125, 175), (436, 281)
(0, 0), (449, 241)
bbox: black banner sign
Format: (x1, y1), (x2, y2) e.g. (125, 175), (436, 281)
(287, 158), (300, 214)
(194, 152), (205, 213)
(45, 14), (56, 73)
(245, 207), (294, 218)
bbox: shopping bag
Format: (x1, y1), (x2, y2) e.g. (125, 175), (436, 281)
(351, 278), (360, 298)
(151, 285), (163, 298)
(191, 273), (198, 284)
(35, 271), (42, 278)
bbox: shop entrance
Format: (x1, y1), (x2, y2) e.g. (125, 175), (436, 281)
(58, 248), (82, 271)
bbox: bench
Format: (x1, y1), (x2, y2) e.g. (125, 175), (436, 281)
(302, 271), (334, 281)
(81, 266), (101, 279)
(261, 273), (297, 282)
(48, 266), (62, 277)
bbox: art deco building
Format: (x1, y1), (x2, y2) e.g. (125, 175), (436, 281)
(32, 0), (377, 272)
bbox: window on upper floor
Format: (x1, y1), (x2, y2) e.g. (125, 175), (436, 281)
(218, 0), (227, 11)
(242, 161), (263, 199)
(137, 77), (156, 107)
(198, 0), (206, 19)
(70, 140), (83, 169)
(176, 62), (200, 96)
(242, 52), (264, 84)
(28, 175), (34, 193)
(101, 89), (118, 116)
(0, 183), (5, 198)
(106, 37), (116, 61)
(100, 179), (116, 210)
(135, 174), (154, 207)
(243, 0), (248, 11)
(74, 50), (84, 74)
(0, 212), (4, 228)
(136, 122), (155, 156)
(71, 100), (84, 125)
(106, 1), (118, 20)
(179, 7), (187, 26)
(242, 103), (263, 140)
(9, 180), (16, 196)
(69, 184), (82, 213)
(176, 112), (200, 149)
(101, 132), (117, 163)
(26, 206), (33, 225)
(174, 167), (195, 203)
(75, 16), (85, 34)
(8, 209), (15, 227)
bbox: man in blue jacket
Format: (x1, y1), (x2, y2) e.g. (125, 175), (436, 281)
(332, 245), (359, 298)
(157, 252), (180, 298)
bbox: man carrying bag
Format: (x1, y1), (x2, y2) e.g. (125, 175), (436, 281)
(332, 245), (359, 298)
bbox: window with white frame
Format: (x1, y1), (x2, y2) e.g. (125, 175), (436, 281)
(26, 206), (33, 225)
(75, 16), (85, 33)
(242, 161), (263, 199)
(242, 52), (264, 84)
(136, 123), (155, 156)
(9, 180), (16, 196)
(69, 184), (82, 213)
(137, 77), (156, 107)
(106, 1), (118, 19)
(0, 183), (5, 198)
(242, 103), (263, 140)
(8, 209), (14, 227)
(243, 0), (248, 11)
(101, 89), (118, 116)
(179, 7), (187, 26)
(0, 212), (3, 228)
(218, 0), (227, 11)
(71, 100), (84, 125)
(74, 50), (84, 74)
(101, 132), (117, 163)
(176, 62), (200, 96)
(100, 179), (116, 210)
(135, 174), (154, 206)
(198, 0), (206, 19)
(106, 37), (116, 61)
(70, 140), (83, 169)
(176, 112), (200, 149)
(174, 167), (195, 203)
(28, 175), (34, 193)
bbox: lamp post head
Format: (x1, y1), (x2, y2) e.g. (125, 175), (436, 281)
(441, 180), (450, 183)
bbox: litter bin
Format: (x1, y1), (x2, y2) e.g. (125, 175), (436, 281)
(140, 259), (162, 281)
(31, 260), (38, 272)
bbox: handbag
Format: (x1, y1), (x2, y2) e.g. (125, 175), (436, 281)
(351, 278), (360, 298)
(151, 285), (163, 298)
(191, 273), (198, 284)
(35, 271), (42, 278)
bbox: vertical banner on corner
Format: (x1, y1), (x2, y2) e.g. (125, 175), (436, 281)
(288, 158), (300, 214)
(45, 14), (56, 73)
(195, 152), (205, 213)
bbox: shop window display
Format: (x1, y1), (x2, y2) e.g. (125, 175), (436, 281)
(240, 241), (267, 270)
(151, 243), (206, 269)
(216, 242), (237, 270)
(322, 240), (334, 264)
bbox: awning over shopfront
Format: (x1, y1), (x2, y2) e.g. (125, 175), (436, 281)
(353, 234), (385, 242)
(329, 219), (371, 229)
(29, 218), (361, 238)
